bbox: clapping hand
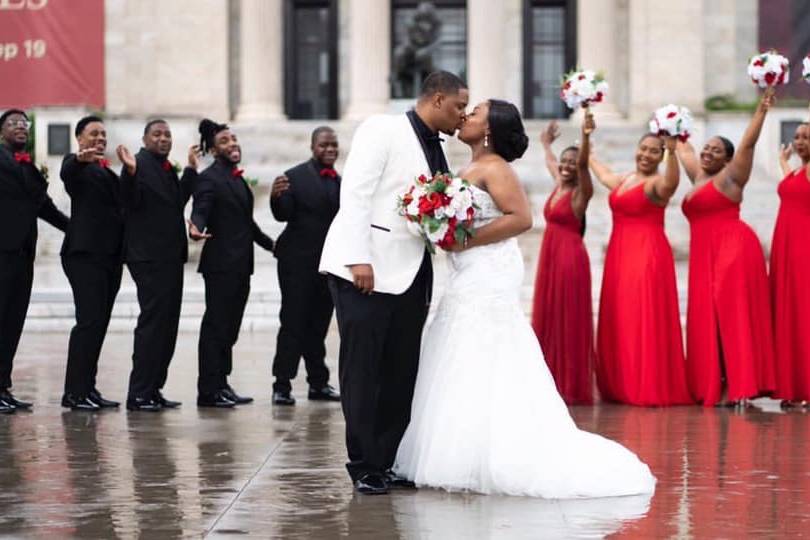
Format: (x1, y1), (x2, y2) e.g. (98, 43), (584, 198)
(116, 144), (136, 174)
(271, 175), (290, 199)
(77, 147), (100, 163)
(187, 145), (201, 170)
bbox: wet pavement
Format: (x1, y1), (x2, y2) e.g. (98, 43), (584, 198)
(2, 332), (810, 539)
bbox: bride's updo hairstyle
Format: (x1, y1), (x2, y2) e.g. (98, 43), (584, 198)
(487, 99), (529, 162)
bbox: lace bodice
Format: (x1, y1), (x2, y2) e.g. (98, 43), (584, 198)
(470, 185), (503, 224)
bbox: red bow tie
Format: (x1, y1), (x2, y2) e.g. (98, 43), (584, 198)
(14, 152), (32, 164)
(162, 160), (172, 172)
(320, 168), (337, 179)
(98, 159), (110, 169)
(231, 168), (244, 179)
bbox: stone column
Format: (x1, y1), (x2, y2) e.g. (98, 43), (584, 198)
(578, 0), (622, 119)
(345, 0), (391, 119)
(467, 0), (506, 104)
(237, 0), (285, 121)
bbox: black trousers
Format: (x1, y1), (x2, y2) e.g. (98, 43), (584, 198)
(0, 252), (34, 390)
(198, 272), (250, 396)
(272, 256), (332, 393)
(329, 253), (432, 481)
(62, 254), (122, 397)
(127, 261), (184, 400)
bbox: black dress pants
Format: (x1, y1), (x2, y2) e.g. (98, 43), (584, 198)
(62, 254), (122, 397)
(127, 261), (184, 399)
(272, 256), (332, 393)
(0, 251), (34, 390)
(328, 253), (432, 481)
(197, 272), (250, 396)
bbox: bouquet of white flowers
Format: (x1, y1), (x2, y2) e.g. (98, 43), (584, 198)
(649, 104), (693, 142)
(560, 69), (608, 110)
(802, 54), (810, 85)
(748, 50), (790, 88)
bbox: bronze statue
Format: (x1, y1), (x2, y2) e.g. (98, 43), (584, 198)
(392, 2), (443, 97)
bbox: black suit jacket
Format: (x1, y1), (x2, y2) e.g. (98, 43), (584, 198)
(190, 160), (274, 275)
(0, 145), (68, 256)
(121, 149), (197, 263)
(271, 159), (340, 261)
(60, 154), (124, 257)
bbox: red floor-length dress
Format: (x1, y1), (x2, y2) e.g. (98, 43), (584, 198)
(531, 188), (594, 404)
(596, 181), (692, 406)
(681, 180), (775, 406)
(770, 167), (810, 401)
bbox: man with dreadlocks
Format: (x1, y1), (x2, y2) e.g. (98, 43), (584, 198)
(189, 118), (274, 408)
(0, 109), (69, 413)
(116, 119), (200, 412)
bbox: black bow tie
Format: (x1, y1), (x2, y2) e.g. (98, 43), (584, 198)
(425, 134), (444, 144)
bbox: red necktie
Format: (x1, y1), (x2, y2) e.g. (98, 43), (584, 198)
(98, 159), (110, 169)
(162, 160), (172, 172)
(13, 152), (32, 164)
(232, 168), (244, 179)
(320, 168), (337, 179)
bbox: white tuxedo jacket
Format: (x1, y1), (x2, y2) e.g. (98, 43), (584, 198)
(319, 114), (446, 294)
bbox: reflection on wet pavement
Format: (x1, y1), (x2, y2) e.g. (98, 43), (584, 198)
(1, 333), (809, 538)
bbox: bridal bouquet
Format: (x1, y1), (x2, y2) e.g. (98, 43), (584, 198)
(560, 69), (609, 110)
(649, 104), (693, 142)
(397, 172), (477, 254)
(748, 51), (790, 88)
(803, 54), (810, 84)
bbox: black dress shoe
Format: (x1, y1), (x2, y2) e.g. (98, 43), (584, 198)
(61, 394), (101, 411)
(355, 473), (389, 495)
(308, 384), (341, 402)
(0, 390), (32, 410)
(0, 399), (15, 414)
(126, 397), (163, 412)
(384, 470), (416, 489)
(88, 389), (120, 408)
(222, 385), (253, 405)
(155, 391), (181, 409)
(272, 391), (296, 406)
(197, 392), (236, 408)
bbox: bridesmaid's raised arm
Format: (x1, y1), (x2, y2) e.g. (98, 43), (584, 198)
(573, 111), (595, 215)
(675, 140), (700, 183)
(726, 87), (775, 188)
(651, 137), (680, 202)
(778, 143), (793, 177)
(589, 154), (623, 191)
(540, 121), (562, 184)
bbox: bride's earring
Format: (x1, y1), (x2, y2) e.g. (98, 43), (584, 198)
(484, 134), (489, 148)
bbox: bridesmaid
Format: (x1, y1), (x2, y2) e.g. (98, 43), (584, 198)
(771, 121), (810, 408)
(531, 112), (596, 405)
(590, 133), (692, 406)
(675, 88), (776, 407)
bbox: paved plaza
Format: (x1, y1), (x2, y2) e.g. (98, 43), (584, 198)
(1, 331), (809, 539)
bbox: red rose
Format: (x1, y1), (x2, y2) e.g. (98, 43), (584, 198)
(417, 174), (428, 184)
(594, 92), (603, 102)
(417, 195), (434, 215)
(466, 207), (475, 221)
(666, 111), (677, 119)
(764, 72), (775, 85)
(578, 74), (586, 80)
(753, 59), (764, 67)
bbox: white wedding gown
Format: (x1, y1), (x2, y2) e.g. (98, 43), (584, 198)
(394, 186), (656, 498)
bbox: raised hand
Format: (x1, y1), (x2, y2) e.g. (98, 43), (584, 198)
(780, 142), (793, 162)
(271, 175), (291, 199)
(664, 135), (678, 154)
(116, 144), (136, 174)
(761, 86), (776, 112)
(187, 219), (212, 241)
(540, 121), (560, 148)
(77, 147), (99, 163)
(187, 144), (201, 170)
(582, 111), (596, 136)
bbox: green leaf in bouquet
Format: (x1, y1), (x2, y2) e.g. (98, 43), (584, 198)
(423, 216), (440, 233)
(454, 227), (467, 246)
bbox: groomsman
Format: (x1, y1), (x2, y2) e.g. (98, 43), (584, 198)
(116, 120), (199, 411)
(0, 109), (69, 413)
(60, 116), (125, 411)
(189, 119), (274, 408)
(270, 127), (341, 405)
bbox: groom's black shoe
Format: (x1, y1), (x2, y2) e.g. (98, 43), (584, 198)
(273, 391), (296, 406)
(354, 473), (389, 495)
(384, 470), (416, 489)
(308, 384), (340, 402)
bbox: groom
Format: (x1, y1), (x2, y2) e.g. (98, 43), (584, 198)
(320, 71), (468, 494)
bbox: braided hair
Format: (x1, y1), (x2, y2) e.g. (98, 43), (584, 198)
(198, 118), (228, 154)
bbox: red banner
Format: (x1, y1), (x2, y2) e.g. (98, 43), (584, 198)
(0, 0), (104, 109)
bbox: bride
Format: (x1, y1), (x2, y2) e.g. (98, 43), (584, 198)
(393, 100), (656, 498)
